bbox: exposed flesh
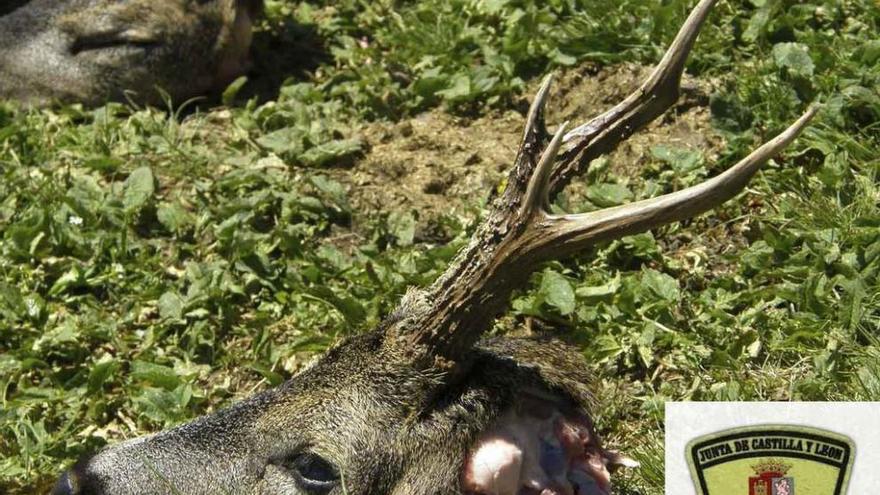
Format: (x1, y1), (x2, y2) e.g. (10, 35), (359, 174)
(462, 407), (635, 495)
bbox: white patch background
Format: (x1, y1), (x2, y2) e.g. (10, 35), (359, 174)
(665, 402), (880, 494)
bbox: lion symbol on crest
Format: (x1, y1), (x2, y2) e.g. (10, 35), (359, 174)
(773, 478), (792, 495)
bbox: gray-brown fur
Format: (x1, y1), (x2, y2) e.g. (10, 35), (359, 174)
(0, 0), (262, 106)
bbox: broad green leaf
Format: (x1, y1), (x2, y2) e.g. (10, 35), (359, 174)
(842, 85), (880, 113)
(388, 211), (417, 246)
(123, 166), (155, 213)
(31, 318), (75, 350)
(48, 267), (84, 297)
(585, 183), (633, 207)
(4, 209), (47, 259)
(131, 361), (181, 391)
(839, 278), (866, 332)
(549, 48), (577, 66)
(641, 269), (679, 303)
(710, 382), (741, 401)
(650, 145), (704, 173)
(856, 356), (880, 400)
(0, 282), (26, 320)
(622, 232), (659, 258)
(307, 287), (366, 328)
(248, 363), (284, 386)
(310, 175), (347, 202)
(257, 127), (305, 155)
(437, 74), (472, 101)
(88, 357), (119, 393)
(576, 273), (621, 300)
(299, 139), (362, 168)
(591, 335), (624, 361)
(133, 387), (189, 424)
(637, 323), (656, 367)
(479, 0), (510, 14)
(855, 39), (880, 65)
(539, 270), (576, 315)
(742, 240), (774, 272)
(772, 42), (814, 77)
(158, 292), (184, 321)
(157, 202), (193, 233)
(742, 2), (773, 42)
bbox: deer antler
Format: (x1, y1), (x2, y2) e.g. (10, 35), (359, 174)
(387, 0), (817, 366)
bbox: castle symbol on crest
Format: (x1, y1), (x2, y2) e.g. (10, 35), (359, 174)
(749, 459), (794, 495)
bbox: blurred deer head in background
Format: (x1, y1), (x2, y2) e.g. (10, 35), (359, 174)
(0, 0), (262, 106)
(50, 1), (815, 494)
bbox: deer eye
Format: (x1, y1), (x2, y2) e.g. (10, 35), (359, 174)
(283, 452), (339, 493)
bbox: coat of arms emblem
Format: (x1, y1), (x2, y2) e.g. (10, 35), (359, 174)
(749, 459), (794, 495)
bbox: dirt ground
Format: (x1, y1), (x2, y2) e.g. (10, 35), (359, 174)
(332, 63), (725, 238)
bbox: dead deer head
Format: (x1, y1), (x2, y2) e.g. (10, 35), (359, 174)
(51, 1), (815, 494)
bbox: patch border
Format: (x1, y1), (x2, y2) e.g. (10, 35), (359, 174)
(685, 424), (856, 495)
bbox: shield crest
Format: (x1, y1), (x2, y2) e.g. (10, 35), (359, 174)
(748, 459), (793, 495)
(685, 425), (854, 495)
(749, 477), (770, 495)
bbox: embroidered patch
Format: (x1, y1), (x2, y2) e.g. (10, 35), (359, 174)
(686, 425), (855, 495)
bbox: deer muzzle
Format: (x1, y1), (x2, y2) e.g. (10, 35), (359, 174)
(49, 389), (291, 495)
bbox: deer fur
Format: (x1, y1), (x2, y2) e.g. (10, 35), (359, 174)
(0, 0), (262, 106)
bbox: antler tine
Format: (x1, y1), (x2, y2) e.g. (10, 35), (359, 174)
(549, 0), (718, 197)
(522, 74), (555, 152)
(523, 121), (569, 217)
(498, 74), (556, 208)
(534, 106), (818, 258)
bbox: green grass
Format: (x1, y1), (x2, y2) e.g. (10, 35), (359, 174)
(1, 0), (879, 492)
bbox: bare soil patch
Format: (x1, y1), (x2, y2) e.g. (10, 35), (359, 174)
(332, 63), (725, 238)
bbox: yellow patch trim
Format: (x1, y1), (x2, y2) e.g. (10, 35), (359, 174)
(685, 424), (855, 495)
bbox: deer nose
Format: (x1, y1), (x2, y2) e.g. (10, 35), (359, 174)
(51, 468), (80, 495)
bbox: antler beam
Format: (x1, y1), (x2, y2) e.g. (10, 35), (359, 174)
(389, 0), (817, 367)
